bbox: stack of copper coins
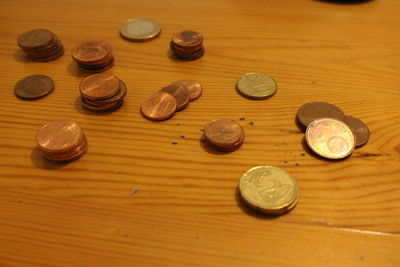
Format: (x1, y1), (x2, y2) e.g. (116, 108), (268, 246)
(79, 73), (127, 112)
(170, 31), (204, 60)
(72, 41), (114, 72)
(203, 119), (245, 152)
(36, 120), (88, 162)
(141, 80), (202, 121)
(296, 102), (370, 160)
(17, 29), (64, 61)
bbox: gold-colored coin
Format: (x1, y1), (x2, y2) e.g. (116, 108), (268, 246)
(239, 166), (299, 215)
(236, 73), (277, 100)
(119, 18), (161, 41)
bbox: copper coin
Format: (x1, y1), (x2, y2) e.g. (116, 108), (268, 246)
(305, 118), (355, 159)
(14, 75), (54, 100)
(42, 136), (88, 162)
(37, 120), (84, 154)
(81, 98), (123, 112)
(88, 80), (127, 104)
(169, 80), (202, 101)
(172, 46), (205, 60)
(79, 73), (120, 100)
(159, 84), (190, 111)
(24, 37), (59, 55)
(18, 29), (54, 49)
(296, 102), (346, 129)
(204, 119), (244, 148)
(172, 31), (203, 48)
(206, 126), (245, 152)
(141, 92), (177, 121)
(170, 41), (203, 52)
(72, 41), (112, 64)
(30, 46), (64, 62)
(344, 115), (370, 147)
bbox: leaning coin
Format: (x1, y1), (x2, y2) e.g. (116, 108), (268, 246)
(236, 73), (277, 100)
(159, 84), (190, 111)
(344, 115), (370, 147)
(141, 92), (177, 121)
(239, 166), (299, 215)
(120, 18), (161, 41)
(296, 102), (345, 129)
(14, 75), (54, 100)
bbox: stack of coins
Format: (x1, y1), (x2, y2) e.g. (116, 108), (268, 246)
(72, 41), (114, 72)
(79, 73), (127, 112)
(170, 31), (204, 60)
(14, 75), (54, 100)
(203, 119), (245, 152)
(17, 29), (64, 61)
(236, 73), (277, 100)
(296, 102), (370, 159)
(239, 166), (300, 215)
(141, 80), (202, 121)
(119, 18), (161, 42)
(36, 120), (88, 162)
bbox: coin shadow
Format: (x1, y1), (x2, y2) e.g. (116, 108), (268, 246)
(199, 134), (232, 155)
(13, 49), (35, 63)
(67, 61), (89, 78)
(30, 147), (67, 169)
(295, 117), (306, 133)
(234, 187), (281, 219)
(301, 137), (350, 161)
(312, 0), (373, 4)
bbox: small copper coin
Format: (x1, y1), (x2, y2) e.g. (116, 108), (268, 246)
(344, 115), (370, 147)
(172, 31), (203, 48)
(79, 73), (120, 100)
(160, 84), (190, 111)
(297, 102), (346, 129)
(37, 120), (84, 154)
(14, 75), (54, 100)
(141, 92), (177, 121)
(204, 119), (244, 148)
(305, 118), (355, 159)
(72, 41), (112, 64)
(169, 80), (202, 101)
(17, 29), (54, 49)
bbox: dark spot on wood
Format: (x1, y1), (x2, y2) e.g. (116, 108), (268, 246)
(301, 153), (305, 157)
(248, 121), (254, 126)
(200, 128), (204, 132)
(239, 117), (246, 121)
(171, 141), (178, 145)
(179, 135), (185, 139)
(176, 123), (180, 126)
(284, 161), (288, 164)
(295, 163), (300, 166)
(17, 200), (22, 203)
(360, 256), (364, 261)
(353, 152), (383, 158)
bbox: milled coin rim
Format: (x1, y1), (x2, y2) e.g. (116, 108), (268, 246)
(119, 18), (161, 41)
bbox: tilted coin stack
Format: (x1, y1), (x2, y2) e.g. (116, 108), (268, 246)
(72, 41), (114, 72)
(79, 73), (127, 112)
(203, 119), (245, 152)
(170, 30), (205, 60)
(36, 120), (88, 162)
(17, 29), (64, 61)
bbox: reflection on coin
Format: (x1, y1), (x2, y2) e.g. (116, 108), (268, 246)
(305, 118), (355, 159)
(141, 92), (177, 121)
(239, 166), (299, 215)
(14, 75), (54, 100)
(169, 80), (202, 101)
(344, 115), (370, 147)
(120, 18), (161, 41)
(160, 84), (190, 111)
(236, 73), (277, 100)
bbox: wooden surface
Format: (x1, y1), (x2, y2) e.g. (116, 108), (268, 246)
(1, 0), (400, 266)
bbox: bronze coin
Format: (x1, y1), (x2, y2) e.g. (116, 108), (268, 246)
(72, 41), (112, 64)
(344, 115), (370, 147)
(169, 41), (203, 52)
(89, 80), (127, 104)
(305, 118), (355, 160)
(30, 46), (64, 62)
(79, 73), (120, 100)
(204, 119), (244, 148)
(159, 84), (190, 111)
(36, 120), (84, 154)
(14, 75), (54, 100)
(141, 92), (177, 121)
(206, 126), (245, 152)
(169, 80), (202, 101)
(42, 136), (88, 162)
(172, 46), (205, 60)
(81, 98), (123, 112)
(172, 31), (203, 48)
(17, 29), (54, 49)
(296, 102), (346, 129)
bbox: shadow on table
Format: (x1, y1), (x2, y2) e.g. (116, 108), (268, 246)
(66, 61), (90, 78)
(313, 0), (373, 4)
(31, 147), (67, 169)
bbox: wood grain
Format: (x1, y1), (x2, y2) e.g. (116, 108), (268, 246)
(0, 0), (400, 266)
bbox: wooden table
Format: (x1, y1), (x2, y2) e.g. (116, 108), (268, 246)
(1, 0), (399, 266)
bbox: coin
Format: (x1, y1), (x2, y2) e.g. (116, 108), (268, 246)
(141, 92), (177, 121)
(204, 119), (244, 149)
(120, 18), (161, 41)
(239, 166), (299, 215)
(296, 102), (346, 129)
(160, 84), (190, 111)
(14, 75), (54, 100)
(344, 115), (370, 147)
(236, 73), (277, 100)
(17, 29), (54, 49)
(79, 73), (120, 100)
(72, 41), (112, 63)
(172, 31), (203, 48)
(305, 118), (355, 159)
(169, 80), (202, 101)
